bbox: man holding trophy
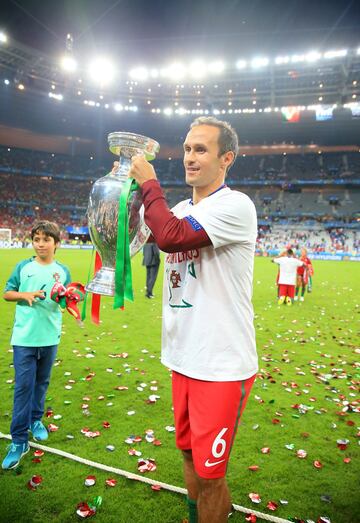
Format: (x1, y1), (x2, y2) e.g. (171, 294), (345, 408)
(129, 117), (258, 523)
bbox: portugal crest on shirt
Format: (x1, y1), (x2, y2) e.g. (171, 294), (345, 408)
(170, 270), (181, 288)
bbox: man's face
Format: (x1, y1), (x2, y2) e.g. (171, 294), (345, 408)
(183, 125), (232, 189)
(32, 230), (58, 259)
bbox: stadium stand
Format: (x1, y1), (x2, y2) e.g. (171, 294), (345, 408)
(0, 145), (358, 254)
(0, 37), (359, 257)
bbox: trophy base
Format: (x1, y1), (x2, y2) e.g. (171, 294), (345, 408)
(85, 267), (115, 296)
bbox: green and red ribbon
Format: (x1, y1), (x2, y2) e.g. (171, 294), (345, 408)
(114, 177), (139, 309)
(91, 251), (102, 324)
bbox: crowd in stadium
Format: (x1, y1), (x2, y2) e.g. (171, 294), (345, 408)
(256, 225), (359, 254)
(0, 145), (105, 179)
(163, 152), (360, 183)
(2, 145), (360, 183)
(0, 145), (359, 254)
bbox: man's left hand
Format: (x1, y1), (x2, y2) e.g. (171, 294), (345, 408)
(129, 155), (157, 187)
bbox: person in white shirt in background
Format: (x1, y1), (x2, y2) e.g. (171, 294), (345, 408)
(273, 248), (304, 305)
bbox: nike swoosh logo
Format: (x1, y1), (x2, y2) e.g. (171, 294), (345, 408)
(204, 458), (225, 467)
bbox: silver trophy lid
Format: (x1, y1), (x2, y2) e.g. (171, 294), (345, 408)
(108, 132), (160, 161)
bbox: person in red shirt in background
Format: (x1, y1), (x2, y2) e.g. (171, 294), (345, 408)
(295, 248), (314, 301)
(307, 254), (314, 293)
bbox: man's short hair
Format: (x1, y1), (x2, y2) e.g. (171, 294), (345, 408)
(31, 220), (61, 243)
(190, 116), (239, 171)
(287, 248), (294, 256)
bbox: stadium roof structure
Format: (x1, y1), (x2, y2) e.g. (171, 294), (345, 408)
(1, 1), (360, 152)
(0, 34), (360, 114)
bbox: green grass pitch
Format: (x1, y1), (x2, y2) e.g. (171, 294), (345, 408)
(0, 248), (358, 523)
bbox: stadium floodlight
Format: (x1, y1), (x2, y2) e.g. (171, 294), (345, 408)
(189, 60), (207, 78)
(163, 107), (173, 116)
(251, 57), (269, 68)
(129, 66), (149, 81)
(236, 59), (247, 70)
(48, 92), (63, 101)
(357, 48), (360, 55)
(0, 32), (7, 44)
(114, 103), (123, 111)
(61, 55), (77, 72)
(305, 51), (322, 62)
(88, 58), (115, 85)
(323, 49), (347, 59)
(165, 62), (186, 81)
(4, 79), (10, 85)
(208, 60), (225, 74)
(150, 68), (159, 78)
(275, 56), (290, 65)
(291, 54), (305, 63)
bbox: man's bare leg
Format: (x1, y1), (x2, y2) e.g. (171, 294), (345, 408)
(197, 476), (231, 523)
(182, 450), (231, 523)
(182, 449), (199, 499)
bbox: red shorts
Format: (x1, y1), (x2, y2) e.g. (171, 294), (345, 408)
(297, 272), (308, 285)
(278, 284), (295, 298)
(172, 371), (256, 479)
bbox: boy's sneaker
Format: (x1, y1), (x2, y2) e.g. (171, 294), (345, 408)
(300, 296), (305, 302)
(294, 296), (298, 301)
(2, 442), (30, 470)
(278, 296), (285, 305)
(30, 420), (48, 442)
(286, 297), (292, 306)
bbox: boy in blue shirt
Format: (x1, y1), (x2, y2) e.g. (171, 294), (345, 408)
(2, 220), (71, 470)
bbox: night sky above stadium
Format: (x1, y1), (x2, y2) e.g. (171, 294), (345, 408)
(2, 0), (360, 63)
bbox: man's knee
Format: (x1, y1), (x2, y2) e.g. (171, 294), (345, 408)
(197, 476), (227, 494)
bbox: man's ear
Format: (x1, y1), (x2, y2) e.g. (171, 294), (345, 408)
(222, 150), (235, 169)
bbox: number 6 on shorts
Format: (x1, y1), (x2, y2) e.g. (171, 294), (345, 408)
(211, 427), (228, 458)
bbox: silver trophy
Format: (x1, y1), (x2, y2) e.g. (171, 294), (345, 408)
(86, 132), (160, 296)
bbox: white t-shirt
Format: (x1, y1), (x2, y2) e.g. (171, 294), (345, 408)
(161, 186), (258, 381)
(273, 257), (303, 285)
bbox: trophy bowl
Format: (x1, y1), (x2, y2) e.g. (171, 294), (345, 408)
(86, 132), (160, 296)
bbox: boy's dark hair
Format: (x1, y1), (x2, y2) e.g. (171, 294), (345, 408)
(31, 221), (61, 243)
(190, 116), (239, 172)
(287, 248), (294, 256)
